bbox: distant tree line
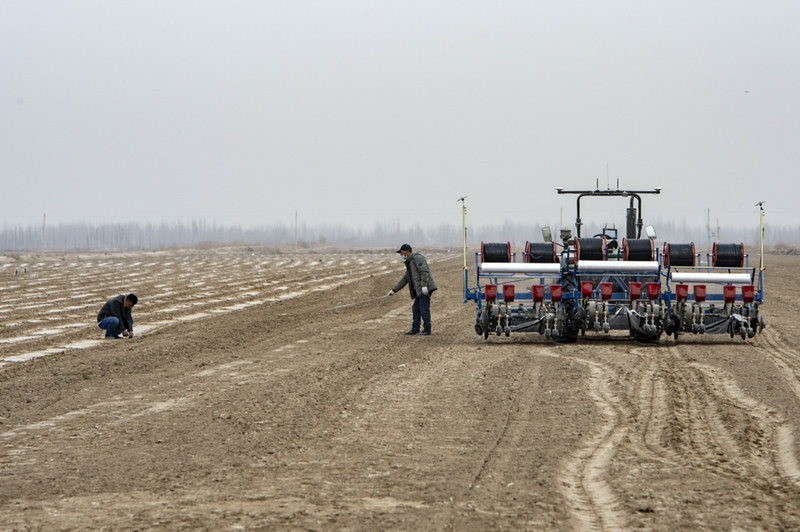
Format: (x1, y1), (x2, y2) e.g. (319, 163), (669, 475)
(0, 219), (796, 252)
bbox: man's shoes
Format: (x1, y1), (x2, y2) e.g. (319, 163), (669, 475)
(104, 334), (121, 339)
(404, 330), (419, 335)
(419, 331), (431, 336)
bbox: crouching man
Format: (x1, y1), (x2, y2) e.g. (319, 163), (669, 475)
(97, 293), (138, 339)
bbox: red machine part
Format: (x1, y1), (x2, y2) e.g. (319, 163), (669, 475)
(503, 284), (515, 302)
(742, 285), (755, 303)
(646, 282), (660, 301)
(581, 281), (594, 298)
(550, 284), (562, 302)
(693, 284), (706, 303)
(723, 285), (736, 303)
(531, 284), (545, 303)
(485, 284), (497, 302)
(600, 282), (613, 300)
(629, 281), (642, 300)
(676, 283), (689, 301)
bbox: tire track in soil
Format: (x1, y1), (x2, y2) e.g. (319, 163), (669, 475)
(553, 336), (800, 531)
(630, 351), (684, 467)
(678, 338), (800, 487)
(633, 346), (784, 479)
(687, 360), (800, 486)
(757, 327), (800, 402)
(613, 342), (800, 529)
(665, 346), (749, 474)
(555, 350), (629, 532)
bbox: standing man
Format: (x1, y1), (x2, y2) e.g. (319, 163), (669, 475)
(388, 244), (438, 335)
(97, 293), (138, 339)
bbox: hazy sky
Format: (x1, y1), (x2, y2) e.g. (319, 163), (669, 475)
(2, 1), (798, 234)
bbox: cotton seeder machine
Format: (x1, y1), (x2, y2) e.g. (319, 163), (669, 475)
(463, 188), (765, 343)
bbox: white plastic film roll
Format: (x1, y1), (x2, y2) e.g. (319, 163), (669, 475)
(670, 272), (752, 285)
(576, 260), (660, 272)
(479, 262), (561, 275)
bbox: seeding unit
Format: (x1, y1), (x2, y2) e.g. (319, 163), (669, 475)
(463, 188), (765, 343)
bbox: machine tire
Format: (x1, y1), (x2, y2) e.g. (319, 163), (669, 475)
(555, 330), (578, 344)
(634, 329), (662, 344)
(556, 302), (581, 343)
(664, 313), (681, 337)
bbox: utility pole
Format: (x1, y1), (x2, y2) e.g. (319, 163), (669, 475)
(42, 213), (46, 249)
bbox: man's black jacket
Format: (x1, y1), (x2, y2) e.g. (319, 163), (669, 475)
(97, 295), (133, 332)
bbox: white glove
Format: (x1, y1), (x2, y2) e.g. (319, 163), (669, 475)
(387, 290), (395, 297)
(422, 286), (429, 295)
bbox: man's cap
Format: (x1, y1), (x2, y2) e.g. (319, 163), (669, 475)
(396, 243), (412, 253)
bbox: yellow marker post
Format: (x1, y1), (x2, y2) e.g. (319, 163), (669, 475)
(755, 201), (765, 296)
(458, 196), (468, 295)
(757, 201), (765, 272)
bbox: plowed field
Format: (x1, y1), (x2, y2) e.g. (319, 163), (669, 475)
(1, 247), (799, 530)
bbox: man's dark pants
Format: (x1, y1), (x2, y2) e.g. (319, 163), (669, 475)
(411, 294), (431, 333)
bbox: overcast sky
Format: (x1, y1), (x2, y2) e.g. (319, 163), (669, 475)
(2, 1), (798, 235)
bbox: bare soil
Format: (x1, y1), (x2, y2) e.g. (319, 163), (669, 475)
(1, 247), (800, 531)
